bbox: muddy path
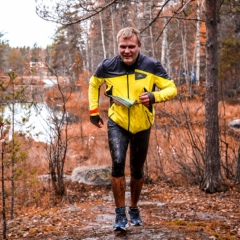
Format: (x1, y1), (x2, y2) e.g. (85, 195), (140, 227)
(7, 182), (240, 239)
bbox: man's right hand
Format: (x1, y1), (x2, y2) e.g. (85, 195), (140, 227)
(90, 115), (104, 128)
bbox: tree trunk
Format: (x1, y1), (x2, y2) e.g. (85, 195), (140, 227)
(1, 124), (7, 239)
(11, 99), (15, 220)
(181, 22), (192, 97)
(149, 0), (155, 58)
(161, 17), (168, 66)
(202, 0), (226, 193)
(99, 12), (107, 59)
(195, 0), (201, 86)
(235, 144), (240, 184)
(111, 5), (117, 56)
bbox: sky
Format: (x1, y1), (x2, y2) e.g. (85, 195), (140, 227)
(0, 0), (57, 48)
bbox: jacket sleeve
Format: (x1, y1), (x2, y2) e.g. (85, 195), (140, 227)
(153, 78), (177, 102)
(152, 61), (177, 102)
(88, 75), (105, 116)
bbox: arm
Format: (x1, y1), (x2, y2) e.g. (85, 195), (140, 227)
(88, 75), (105, 128)
(139, 61), (177, 106)
(151, 61), (177, 103)
(153, 78), (177, 103)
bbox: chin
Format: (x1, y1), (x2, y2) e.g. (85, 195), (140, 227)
(123, 60), (133, 66)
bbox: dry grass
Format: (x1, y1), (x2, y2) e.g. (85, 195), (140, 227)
(63, 84), (240, 183)
(1, 80), (240, 210)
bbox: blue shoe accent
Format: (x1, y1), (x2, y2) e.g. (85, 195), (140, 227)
(113, 207), (128, 231)
(128, 207), (142, 226)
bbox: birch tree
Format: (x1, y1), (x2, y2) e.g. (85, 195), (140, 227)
(195, 0), (202, 85)
(161, 17), (168, 66)
(99, 11), (107, 59)
(110, 5), (117, 56)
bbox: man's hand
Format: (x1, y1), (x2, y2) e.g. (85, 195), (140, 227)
(139, 92), (155, 107)
(90, 115), (104, 128)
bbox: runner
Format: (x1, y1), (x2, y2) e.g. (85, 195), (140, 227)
(88, 27), (177, 230)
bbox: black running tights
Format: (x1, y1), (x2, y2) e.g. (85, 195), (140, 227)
(107, 118), (151, 179)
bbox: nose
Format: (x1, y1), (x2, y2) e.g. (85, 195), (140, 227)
(125, 47), (130, 53)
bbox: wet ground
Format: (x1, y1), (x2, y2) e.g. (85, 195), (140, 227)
(6, 181), (240, 239)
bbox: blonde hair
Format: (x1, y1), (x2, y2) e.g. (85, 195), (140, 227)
(117, 27), (141, 46)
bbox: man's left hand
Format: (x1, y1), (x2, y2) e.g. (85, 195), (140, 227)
(139, 92), (155, 107)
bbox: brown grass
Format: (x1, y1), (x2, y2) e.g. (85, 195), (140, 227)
(1, 78), (240, 209)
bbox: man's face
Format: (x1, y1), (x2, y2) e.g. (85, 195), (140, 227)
(118, 35), (141, 66)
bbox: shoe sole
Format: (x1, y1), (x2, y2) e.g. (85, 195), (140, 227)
(113, 223), (128, 231)
(130, 221), (142, 226)
(114, 227), (127, 231)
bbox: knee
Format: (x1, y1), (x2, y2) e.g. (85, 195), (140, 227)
(112, 163), (125, 177)
(131, 170), (144, 179)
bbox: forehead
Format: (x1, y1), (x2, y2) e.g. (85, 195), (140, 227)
(118, 35), (138, 46)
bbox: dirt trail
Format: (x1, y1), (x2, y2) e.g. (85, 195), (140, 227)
(6, 182), (240, 239)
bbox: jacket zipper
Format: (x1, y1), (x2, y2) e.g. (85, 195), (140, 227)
(127, 72), (130, 132)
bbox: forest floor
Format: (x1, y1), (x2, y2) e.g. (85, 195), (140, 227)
(6, 181), (240, 240)
(2, 77), (240, 239)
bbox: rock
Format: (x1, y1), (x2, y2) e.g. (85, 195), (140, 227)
(229, 119), (240, 131)
(71, 165), (111, 186)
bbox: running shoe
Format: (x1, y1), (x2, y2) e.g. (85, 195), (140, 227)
(128, 207), (142, 226)
(113, 207), (128, 231)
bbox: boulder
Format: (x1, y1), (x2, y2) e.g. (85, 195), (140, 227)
(71, 165), (111, 186)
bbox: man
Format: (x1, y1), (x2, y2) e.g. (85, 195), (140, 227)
(88, 27), (177, 230)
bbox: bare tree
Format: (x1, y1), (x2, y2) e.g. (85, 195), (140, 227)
(44, 83), (69, 196)
(42, 61), (77, 197)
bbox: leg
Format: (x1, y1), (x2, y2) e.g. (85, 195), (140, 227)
(108, 119), (129, 207)
(130, 177), (144, 207)
(108, 119), (129, 230)
(111, 176), (126, 207)
(129, 128), (151, 226)
(129, 128), (151, 207)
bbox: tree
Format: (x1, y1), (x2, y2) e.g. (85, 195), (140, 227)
(195, 0), (205, 85)
(201, 0), (225, 193)
(0, 33), (10, 74)
(43, 65), (75, 197)
(35, 0), (240, 191)
(0, 71), (29, 239)
(8, 48), (27, 76)
(49, 26), (83, 82)
(0, 121), (7, 239)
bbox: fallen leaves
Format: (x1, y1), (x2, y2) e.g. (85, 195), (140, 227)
(5, 182), (240, 239)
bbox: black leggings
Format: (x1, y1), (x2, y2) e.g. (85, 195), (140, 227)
(107, 118), (151, 179)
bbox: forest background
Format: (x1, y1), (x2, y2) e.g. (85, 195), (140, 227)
(0, 0), (240, 239)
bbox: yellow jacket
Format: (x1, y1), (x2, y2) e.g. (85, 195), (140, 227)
(89, 54), (177, 133)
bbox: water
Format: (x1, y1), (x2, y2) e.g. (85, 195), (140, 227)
(1, 103), (54, 143)
(1, 79), (79, 143)
(42, 78), (58, 87)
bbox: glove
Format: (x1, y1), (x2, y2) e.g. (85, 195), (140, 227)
(90, 115), (104, 128)
(90, 115), (101, 124)
(146, 92), (155, 104)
